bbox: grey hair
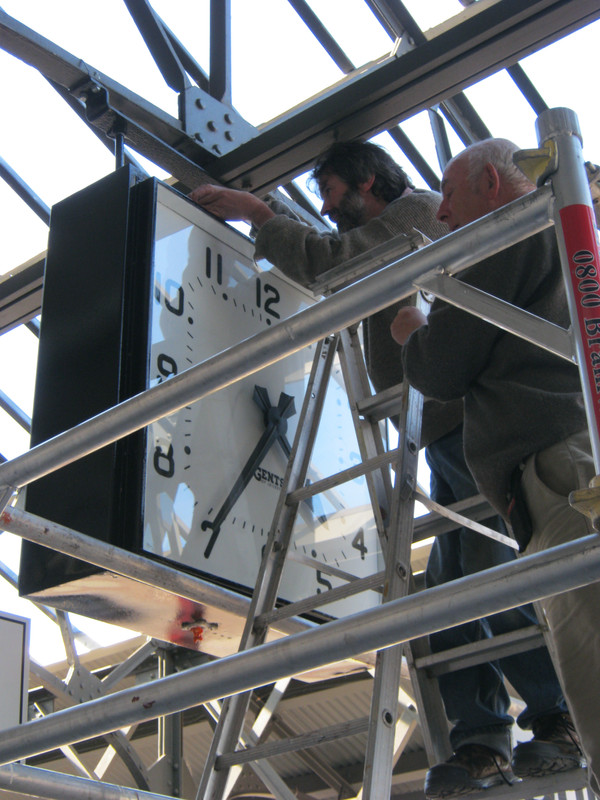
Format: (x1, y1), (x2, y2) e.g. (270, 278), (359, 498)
(453, 138), (535, 194)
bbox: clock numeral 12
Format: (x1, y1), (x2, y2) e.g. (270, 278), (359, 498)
(256, 277), (281, 319)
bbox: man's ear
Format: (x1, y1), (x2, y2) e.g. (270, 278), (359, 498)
(358, 174), (376, 195)
(482, 163), (501, 201)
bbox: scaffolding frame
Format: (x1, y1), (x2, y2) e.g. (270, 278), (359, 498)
(0, 108), (596, 799)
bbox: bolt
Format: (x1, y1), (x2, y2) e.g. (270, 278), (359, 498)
(382, 709), (394, 726)
(396, 562), (407, 579)
(194, 133), (204, 143)
(407, 439), (417, 454)
(213, 144), (222, 155)
(225, 131), (234, 141)
(224, 113), (233, 124)
(195, 98), (204, 110)
(207, 120), (217, 132)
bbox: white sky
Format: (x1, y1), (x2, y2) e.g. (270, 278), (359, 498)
(0, 1), (599, 665)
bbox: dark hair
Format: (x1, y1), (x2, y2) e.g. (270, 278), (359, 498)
(310, 140), (414, 202)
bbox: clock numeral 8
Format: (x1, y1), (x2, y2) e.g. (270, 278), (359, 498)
(154, 443), (175, 478)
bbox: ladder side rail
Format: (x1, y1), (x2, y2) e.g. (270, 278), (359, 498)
(196, 336), (339, 800)
(360, 377), (424, 798)
(337, 326), (394, 545)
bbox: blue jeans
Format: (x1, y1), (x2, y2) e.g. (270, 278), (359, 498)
(425, 425), (567, 760)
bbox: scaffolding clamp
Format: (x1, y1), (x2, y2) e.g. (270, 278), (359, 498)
(513, 140), (558, 187)
(569, 475), (600, 531)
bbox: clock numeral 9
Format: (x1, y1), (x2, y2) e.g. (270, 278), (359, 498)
(352, 528), (368, 560)
(154, 443), (175, 478)
(157, 353), (178, 382)
(256, 277), (281, 319)
(155, 272), (184, 316)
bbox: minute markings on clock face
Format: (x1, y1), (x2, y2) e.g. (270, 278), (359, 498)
(143, 186), (384, 615)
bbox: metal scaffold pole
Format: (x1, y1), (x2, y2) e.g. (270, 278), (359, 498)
(0, 527), (598, 766)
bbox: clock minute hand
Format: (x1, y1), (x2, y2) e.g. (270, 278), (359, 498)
(201, 389), (296, 558)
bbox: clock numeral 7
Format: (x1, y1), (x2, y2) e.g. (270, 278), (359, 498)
(155, 272), (184, 316)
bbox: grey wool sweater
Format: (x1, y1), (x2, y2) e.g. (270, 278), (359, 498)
(402, 227), (587, 525)
(254, 190), (463, 446)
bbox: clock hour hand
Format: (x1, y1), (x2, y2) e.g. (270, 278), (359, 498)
(201, 387), (296, 558)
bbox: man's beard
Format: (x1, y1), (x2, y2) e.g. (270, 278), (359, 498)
(335, 188), (367, 232)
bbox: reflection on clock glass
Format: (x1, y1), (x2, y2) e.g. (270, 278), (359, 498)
(142, 185), (384, 619)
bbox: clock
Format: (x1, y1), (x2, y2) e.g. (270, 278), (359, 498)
(142, 183), (383, 618)
(20, 166), (383, 655)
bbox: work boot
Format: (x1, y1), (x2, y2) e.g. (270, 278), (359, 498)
(424, 743), (518, 799)
(512, 712), (585, 777)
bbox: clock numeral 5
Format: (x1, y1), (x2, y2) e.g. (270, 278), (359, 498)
(316, 570), (333, 594)
(154, 443), (175, 478)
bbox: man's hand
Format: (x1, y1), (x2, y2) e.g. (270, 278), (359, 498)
(188, 185), (275, 229)
(390, 306), (428, 345)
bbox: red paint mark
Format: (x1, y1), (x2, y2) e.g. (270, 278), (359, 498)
(132, 696), (140, 703)
(142, 701), (155, 710)
(191, 626), (204, 643)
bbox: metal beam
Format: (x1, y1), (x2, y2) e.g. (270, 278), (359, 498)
(208, 0), (600, 193)
(2, 1), (597, 196)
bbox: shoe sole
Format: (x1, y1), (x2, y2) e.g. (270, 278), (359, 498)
(512, 755), (585, 779)
(425, 771), (519, 799)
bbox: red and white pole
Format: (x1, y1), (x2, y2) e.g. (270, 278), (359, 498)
(537, 107), (600, 471)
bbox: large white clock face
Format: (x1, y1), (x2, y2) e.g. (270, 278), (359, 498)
(142, 184), (383, 618)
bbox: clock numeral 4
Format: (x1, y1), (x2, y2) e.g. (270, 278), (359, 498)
(352, 528), (368, 560)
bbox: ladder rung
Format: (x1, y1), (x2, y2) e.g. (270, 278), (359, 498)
(414, 626), (546, 677)
(287, 447), (399, 503)
(357, 383), (405, 422)
(256, 571), (385, 628)
(216, 716), (370, 769)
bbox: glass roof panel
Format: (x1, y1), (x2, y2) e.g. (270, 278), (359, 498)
(520, 21), (600, 156)
(462, 70), (539, 150)
(400, 0), (470, 34)
(304, 0), (393, 66)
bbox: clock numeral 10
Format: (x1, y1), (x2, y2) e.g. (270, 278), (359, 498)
(256, 277), (281, 319)
(155, 272), (184, 316)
